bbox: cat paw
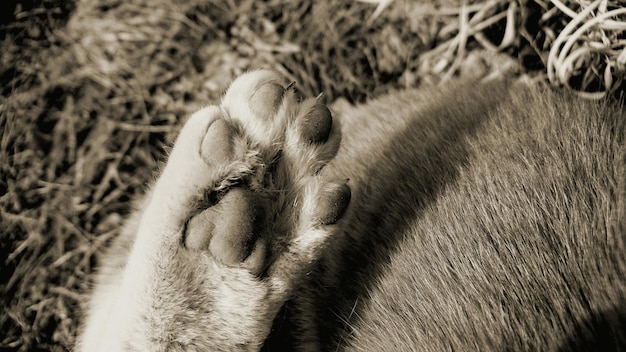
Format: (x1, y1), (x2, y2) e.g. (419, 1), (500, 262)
(180, 69), (350, 286)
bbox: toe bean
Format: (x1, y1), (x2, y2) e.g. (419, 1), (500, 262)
(249, 82), (285, 122)
(299, 104), (333, 144)
(200, 118), (234, 167)
(316, 181), (351, 225)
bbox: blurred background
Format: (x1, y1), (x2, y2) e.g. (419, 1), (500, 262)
(1, 0), (624, 350)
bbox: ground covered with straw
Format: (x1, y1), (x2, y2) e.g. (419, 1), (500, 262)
(1, 0), (624, 350)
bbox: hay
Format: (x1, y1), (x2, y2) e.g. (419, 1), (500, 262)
(361, 0), (626, 96)
(1, 0), (625, 350)
(545, 0), (626, 99)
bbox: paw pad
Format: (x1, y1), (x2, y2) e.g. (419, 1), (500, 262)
(316, 181), (351, 225)
(185, 188), (268, 276)
(200, 118), (234, 167)
(298, 103), (333, 144)
(249, 82), (285, 122)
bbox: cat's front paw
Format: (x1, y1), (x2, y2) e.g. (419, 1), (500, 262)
(182, 69), (350, 284)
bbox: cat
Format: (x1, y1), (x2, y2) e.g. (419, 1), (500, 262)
(77, 69), (626, 351)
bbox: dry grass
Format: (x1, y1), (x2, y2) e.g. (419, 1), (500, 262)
(544, 0), (626, 98)
(1, 0), (624, 350)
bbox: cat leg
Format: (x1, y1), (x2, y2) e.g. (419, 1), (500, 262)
(77, 70), (350, 352)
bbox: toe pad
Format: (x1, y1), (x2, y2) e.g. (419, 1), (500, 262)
(299, 103), (333, 144)
(316, 181), (351, 225)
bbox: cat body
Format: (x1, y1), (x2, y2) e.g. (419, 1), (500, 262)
(78, 71), (626, 351)
(298, 80), (626, 351)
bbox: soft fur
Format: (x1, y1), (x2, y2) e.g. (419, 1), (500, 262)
(78, 70), (626, 351)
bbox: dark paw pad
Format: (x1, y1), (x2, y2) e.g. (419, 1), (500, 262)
(298, 103), (333, 144)
(315, 181), (351, 225)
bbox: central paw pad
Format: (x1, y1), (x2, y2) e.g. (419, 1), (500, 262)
(185, 188), (268, 276)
